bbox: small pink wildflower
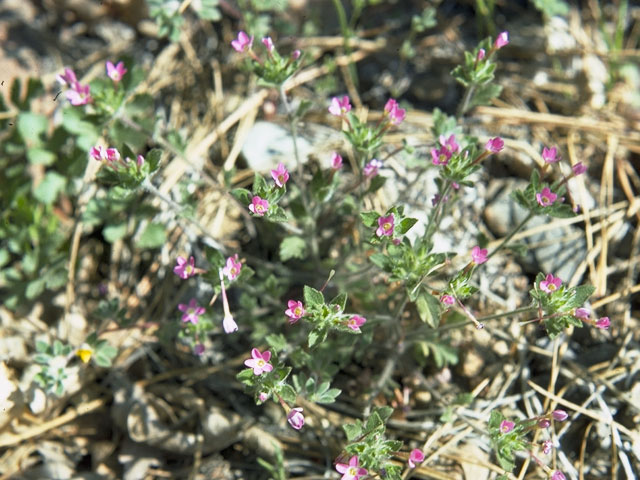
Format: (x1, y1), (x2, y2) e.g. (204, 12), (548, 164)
(136, 154), (145, 167)
(595, 317), (610, 330)
(285, 300), (306, 324)
(471, 246), (488, 265)
(56, 68), (77, 86)
(494, 31), (509, 49)
(258, 392), (269, 403)
(174, 256), (196, 279)
(540, 273), (562, 293)
(500, 420), (515, 433)
(542, 440), (553, 455)
(384, 98), (406, 125)
(244, 348), (273, 375)
(261, 36), (274, 52)
(287, 407), (305, 430)
(222, 254), (242, 281)
(408, 449), (425, 468)
(572, 162), (587, 175)
(231, 31), (253, 52)
(194, 344), (205, 356)
(106, 60), (127, 83)
(249, 196), (269, 216)
(347, 315), (366, 332)
(178, 298), (205, 324)
(291, 49), (301, 60)
(542, 146), (559, 164)
(552, 410), (568, 421)
(66, 82), (92, 106)
(219, 270), (238, 333)
(328, 95), (352, 116)
(476, 48), (486, 61)
(440, 294), (455, 305)
(574, 307), (590, 319)
(485, 137), (504, 153)
(363, 159), (382, 178)
(431, 145), (452, 165)
(331, 152), (343, 170)
(336, 456), (367, 480)
(551, 471), (566, 480)
(439, 134), (460, 153)
(536, 187), (558, 207)
(271, 162), (289, 187)
(538, 419), (551, 429)
(376, 214), (394, 237)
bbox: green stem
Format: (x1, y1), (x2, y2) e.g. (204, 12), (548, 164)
(456, 83), (477, 118)
(331, 0), (359, 89)
(487, 211), (534, 261)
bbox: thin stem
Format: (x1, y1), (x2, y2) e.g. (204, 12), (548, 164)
(456, 83), (477, 118)
(331, 0), (359, 89)
(486, 211), (534, 261)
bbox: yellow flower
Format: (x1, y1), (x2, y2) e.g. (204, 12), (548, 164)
(76, 348), (92, 364)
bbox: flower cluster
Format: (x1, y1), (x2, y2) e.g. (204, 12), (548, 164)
(57, 68), (92, 106)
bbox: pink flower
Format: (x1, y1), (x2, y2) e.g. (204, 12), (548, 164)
(231, 31), (253, 52)
(538, 419), (551, 429)
(439, 134), (460, 153)
(384, 98), (406, 125)
(174, 256), (196, 279)
(90, 145), (108, 162)
(287, 407), (305, 430)
(540, 273), (562, 293)
(500, 420), (515, 433)
(285, 300), (306, 324)
(331, 152), (343, 170)
(551, 471), (566, 480)
(249, 196), (269, 216)
(485, 137), (504, 153)
(56, 68), (77, 86)
(552, 410), (568, 421)
(347, 315), (366, 332)
(261, 36), (274, 52)
(542, 440), (553, 455)
(291, 49), (301, 60)
(376, 214), (394, 237)
(595, 317), (610, 330)
(476, 48), (486, 61)
(572, 162), (587, 175)
(574, 307), (590, 319)
(536, 187), (558, 207)
(471, 246), (488, 265)
(258, 392), (269, 403)
(431, 145), (452, 165)
(542, 146), (559, 163)
(194, 344), (205, 356)
(336, 456), (367, 480)
(66, 82), (92, 106)
(271, 162), (290, 187)
(408, 449), (425, 468)
(178, 298), (205, 324)
(219, 270), (238, 333)
(440, 294), (455, 305)
(136, 154), (145, 167)
(106, 60), (127, 83)
(244, 348), (273, 375)
(328, 95), (352, 116)
(222, 254), (242, 281)
(494, 31), (509, 49)
(363, 159), (382, 178)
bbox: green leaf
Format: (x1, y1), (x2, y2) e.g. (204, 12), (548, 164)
(32, 172), (66, 205)
(329, 292), (347, 311)
(416, 291), (441, 328)
(279, 384), (297, 403)
(103, 223), (128, 243)
(279, 236), (307, 261)
(94, 354), (113, 367)
(231, 188), (252, 206)
(566, 284), (595, 309)
(397, 217), (418, 235)
(265, 333), (287, 353)
(36, 340), (49, 353)
(308, 326), (327, 348)
(360, 211), (379, 227)
(27, 148), (56, 166)
(136, 222), (166, 249)
(17, 112), (48, 146)
(343, 422), (362, 442)
(469, 83), (503, 110)
(303, 285), (324, 307)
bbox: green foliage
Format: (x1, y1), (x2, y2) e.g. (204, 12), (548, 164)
(147, 0), (221, 42)
(532, 0), (569, 18)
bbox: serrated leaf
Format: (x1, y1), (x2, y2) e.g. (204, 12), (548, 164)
(343, 423), (362, 442)
(280, 236), (307, 261)
(416, 291), (440, 328)
(303, 285), (324, 306)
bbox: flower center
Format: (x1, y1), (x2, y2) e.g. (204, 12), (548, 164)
(186, 265), (193, 274)
(383, 222), (391, 231)
(548, 284), (557, 291)
(348, 467), (357, 475)
(294, 307), (302, 316)
(256, 359), (265, 367)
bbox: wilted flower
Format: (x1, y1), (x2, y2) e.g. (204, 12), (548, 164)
(572, 162), (587, 175)
(542, 440), (553, 455)
(574, 307), (590, 319)
(331, 152), (343, 170)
